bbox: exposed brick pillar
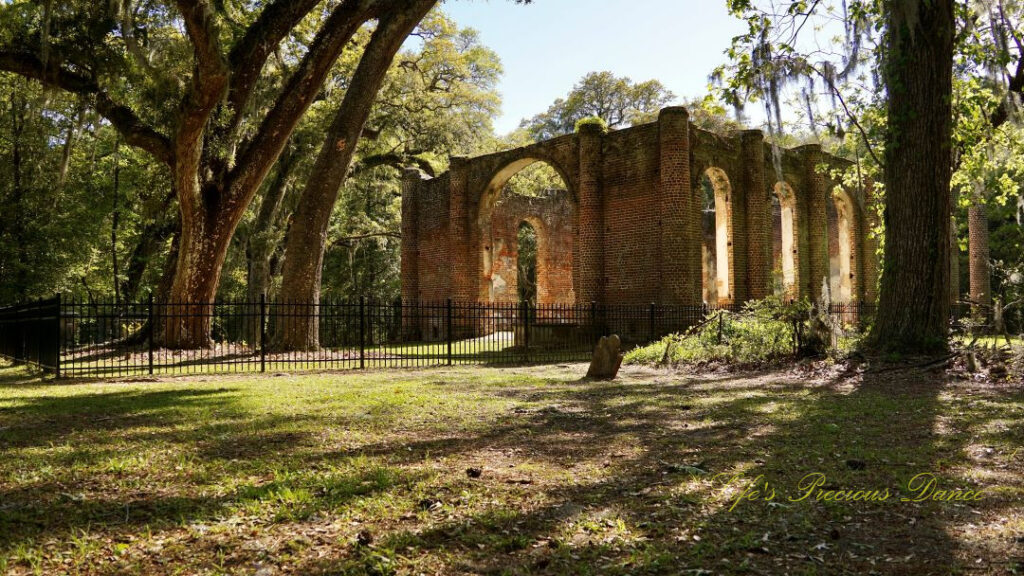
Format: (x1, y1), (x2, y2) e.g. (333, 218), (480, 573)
(448, 156), (472, 302)
(737, 130), (771, 301)
(658, 107), (700, 306)
(400, 169), (422, 303)
(968, 199), (991, 310)
(577, 124), (604, 304)
(862, 179), (881, 305)
(845, 190), (862, 304)
(800, 144), (830, 301)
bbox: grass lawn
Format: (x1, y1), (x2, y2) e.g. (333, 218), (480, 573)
(0, 361), (1021, 575)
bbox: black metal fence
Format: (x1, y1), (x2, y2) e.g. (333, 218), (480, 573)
(0, 298), (61, 375)
(0, 297), (887, 378)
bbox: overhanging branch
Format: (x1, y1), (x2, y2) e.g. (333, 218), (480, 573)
(0, 50), (174, 165)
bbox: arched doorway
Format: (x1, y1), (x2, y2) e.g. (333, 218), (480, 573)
(772, 182), (799, 298)
(701, 167), (733, 305)
(828, 187), (856, 302)
(517, 220), (538, 305)
(477, 160), (576, 306)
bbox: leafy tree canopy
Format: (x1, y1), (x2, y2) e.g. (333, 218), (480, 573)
(519, 71), (675, 140)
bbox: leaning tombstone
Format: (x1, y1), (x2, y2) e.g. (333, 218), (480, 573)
(587, 334), (623, 379)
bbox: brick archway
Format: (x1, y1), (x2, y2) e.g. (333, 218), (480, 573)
(401, 107), (878, 308)
(829, 186), (859, 303)
(700, 167), (735, 305)
(477, 159), (577, 305)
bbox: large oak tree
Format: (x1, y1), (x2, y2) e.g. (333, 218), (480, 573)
(0, 0), (438, 347)
(868, 0), (955, 351)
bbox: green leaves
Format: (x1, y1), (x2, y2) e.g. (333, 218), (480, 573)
(519, 71), (675, 141)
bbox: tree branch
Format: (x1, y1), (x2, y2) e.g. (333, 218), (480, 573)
(352, 152), (435, 177)
(174, 0), (230, 213)
(991, 51), (1024, 130)
(810, 62), (885, 168)
(329, 231), (401, 249)
(227, 0), (322, 122)
(0, 50), (174, 165)
(176, 0), (229, 85)
(228, 0), (382, 210)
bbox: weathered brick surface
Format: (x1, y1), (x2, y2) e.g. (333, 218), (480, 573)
(737, 130), (771, 301)
(577, 125), (604, 304)
(601, 123), (661, 303)
(488, 190), (575, 305)
(658, 107), (701, 306)
(400, 107), (876, 309)
(797, 144), (831, 301)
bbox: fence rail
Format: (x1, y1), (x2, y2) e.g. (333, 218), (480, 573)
(0, 297), (885, 378)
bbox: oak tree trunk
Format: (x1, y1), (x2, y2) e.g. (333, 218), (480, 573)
(161, 213), (235, 348)
(120, 210), (177, 302)
(274, 1), (437, 351)
(868, 0), (955, 353)
(243, 149), (295, 342)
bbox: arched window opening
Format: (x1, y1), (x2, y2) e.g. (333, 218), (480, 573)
(701, 168), (733, 305)
(772, 182), (798, 297)
(828, 188), (855, 303)
(517, 221), (538, 306)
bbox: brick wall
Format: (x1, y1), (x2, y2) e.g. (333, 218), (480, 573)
(400, 107), (875, 313)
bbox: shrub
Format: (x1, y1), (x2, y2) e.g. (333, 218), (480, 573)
(624, 297), (808, 367)
(574, 116), (609, 134)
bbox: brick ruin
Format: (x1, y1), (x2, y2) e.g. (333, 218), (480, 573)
(401, 107), (879, 312)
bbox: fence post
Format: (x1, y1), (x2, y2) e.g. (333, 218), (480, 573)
(446, 299), (453, 366)
(521, 300), (530, 363)
(13, 302), (22, 366)
(148, 293), (155, 375)
(53, 295), (62, 378)
(589, 300), (597, 342)
(259, 293), (267, 373)
(718, 311), (724, 344)
(359, 296), (366, 370)
(649, 302), (656, 343)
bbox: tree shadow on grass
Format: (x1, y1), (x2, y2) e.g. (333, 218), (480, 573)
(1, 365), (1018, 574)
(298, 368), (1007, 575)
(0, 379), (438, 562)
(0, 363), (56, 388)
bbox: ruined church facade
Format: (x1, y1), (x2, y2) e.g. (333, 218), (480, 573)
(401, 107), (879, 309)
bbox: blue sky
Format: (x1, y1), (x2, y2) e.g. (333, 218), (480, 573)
(440, 0), (749, 134)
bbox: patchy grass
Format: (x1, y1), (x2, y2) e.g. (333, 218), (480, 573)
(959, 334), (1024, 348)
(0, 360), (1021, 575)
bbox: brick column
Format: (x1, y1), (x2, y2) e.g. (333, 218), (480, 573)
(658, 107), (700, 306)
(845, 188), (863, 304)
(968, 199), (991, 309)
(401, 169), (422, 303)
(577, 124), (604, 304)
(448, 156), (472, 302)
(737, 129), (771, 301)
(799, 144), (830, 301)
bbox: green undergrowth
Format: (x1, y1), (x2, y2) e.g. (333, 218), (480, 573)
(625, 297), (809, 367)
